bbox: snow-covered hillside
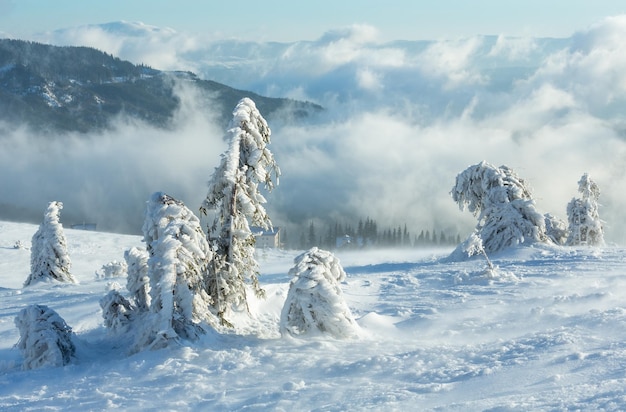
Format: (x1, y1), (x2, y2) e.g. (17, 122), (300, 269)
(1, 220), (626, 410)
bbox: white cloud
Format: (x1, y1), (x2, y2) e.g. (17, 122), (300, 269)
(314, 24), (406, 69)
(488, 35), (537, 60)
(36, 21), (203, 73)
(416, 36), (487, 88)
(527, 15), (626, 110)
(488, 84), (578, 135)
(356, 68), (383, 91)
(277, 25), (406, 78)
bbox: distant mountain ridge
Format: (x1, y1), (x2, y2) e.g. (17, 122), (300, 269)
(0, 39), (322, 133)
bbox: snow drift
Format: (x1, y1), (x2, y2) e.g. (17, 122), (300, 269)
(2, 221), (626, 410)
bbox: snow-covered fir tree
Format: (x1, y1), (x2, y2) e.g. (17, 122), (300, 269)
(567, 173), (604, 246)
(24, 201), (76, 286)
(451, 161), (548, 255)
(200, 97), (280, 325)
(99, 287), (134, 335)
(136, 192), (215, 350)
(98, 248), (150, 340)
(14, 304), (75, 369)
(280, 247), (360, 338)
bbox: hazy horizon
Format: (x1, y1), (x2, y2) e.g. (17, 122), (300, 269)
(3, 1), (626, 42)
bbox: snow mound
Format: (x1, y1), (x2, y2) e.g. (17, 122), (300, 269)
(14, 304), (75, 370)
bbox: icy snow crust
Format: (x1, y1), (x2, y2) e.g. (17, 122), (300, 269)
(1, 221), (626, 410)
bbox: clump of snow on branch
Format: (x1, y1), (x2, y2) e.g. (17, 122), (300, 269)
(125, 246), (151, 312)
(450, 161), (548, 257)
(280, 247), (360, 339)
(200, 97), (280, 325)
(567, 173), (604, 246)
(14, 304), (75, 370)
(24, 201), (75, 286)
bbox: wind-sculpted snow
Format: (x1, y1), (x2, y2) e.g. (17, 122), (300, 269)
(1, 222), (626, 409)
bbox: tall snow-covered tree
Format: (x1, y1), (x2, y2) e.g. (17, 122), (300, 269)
(451, 161), (548, 255)
(200, 97), (280, 325)
(24, 201), (76, 287)
(280, 247), (360, 339)
(14, 304), (75, 369)
(136, 192), (215, 350)
(566, 173), (604, 246)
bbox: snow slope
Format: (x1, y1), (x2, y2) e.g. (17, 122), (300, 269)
(1, 220), (626, 410)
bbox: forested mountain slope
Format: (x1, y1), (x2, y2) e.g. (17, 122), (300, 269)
(0, 39), (321, 133)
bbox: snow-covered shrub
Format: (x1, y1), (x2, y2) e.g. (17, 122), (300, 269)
(100, 289), (134, 334)
(544, 213), (568, 245)
(95, 260), (128, 279)
(450, 161), (548, 256)
(125, 246), (151, 312)
(135, 192), (215, 351)
(24, 201), (76, 286)
(453, 232), (517, 283)
(14, 304), (75, 370)
(461, 232), (494, 266)
(200, 97), (280, 325)
(567, 173), (604, 246)
(280, 247), (360, 339)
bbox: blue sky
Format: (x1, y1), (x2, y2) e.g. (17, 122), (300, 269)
(1, 0), (625, 41)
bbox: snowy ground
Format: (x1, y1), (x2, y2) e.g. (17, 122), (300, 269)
(1, 220), (626, 411)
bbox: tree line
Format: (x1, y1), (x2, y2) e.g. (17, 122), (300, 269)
(281, 218), (463, 250)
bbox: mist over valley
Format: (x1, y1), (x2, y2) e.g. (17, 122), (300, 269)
(2, 18), (626, 245)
